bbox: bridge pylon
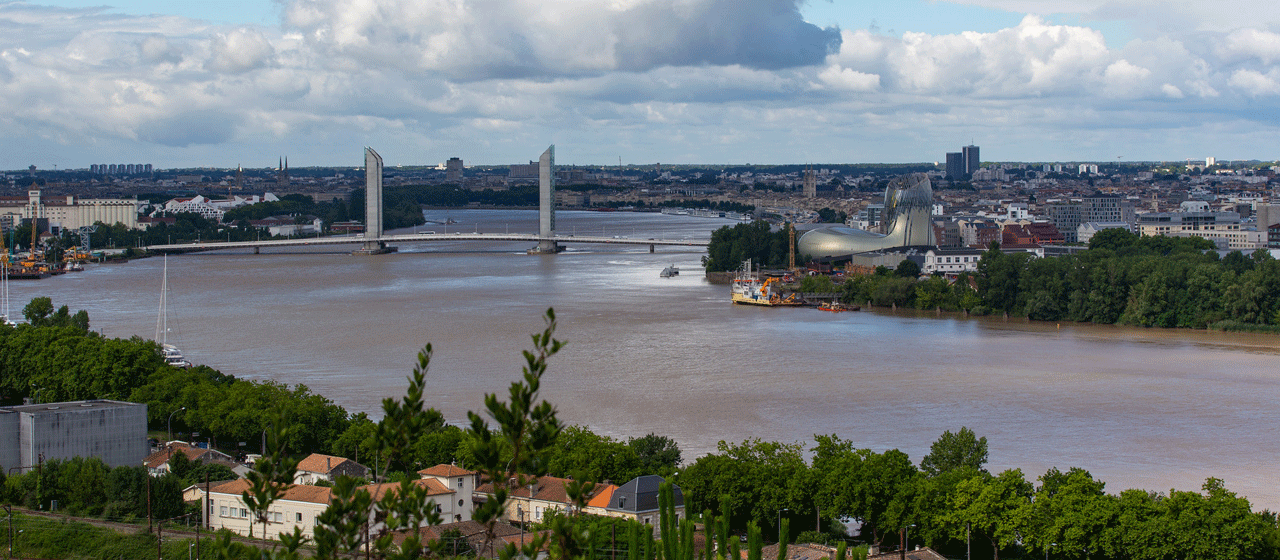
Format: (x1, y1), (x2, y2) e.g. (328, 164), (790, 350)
(354, 146), (396, 255)
(528, 145), (562, 254)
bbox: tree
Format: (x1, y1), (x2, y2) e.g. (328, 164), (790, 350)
(944, 469), (1033, 560)
(895, 259), (921, 278)
(22, 297), (54, 325)
(629, 433), (682, 475)
(921, 427), (988, 478)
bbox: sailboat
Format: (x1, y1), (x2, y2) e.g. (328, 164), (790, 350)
(156, 256), (192, 368)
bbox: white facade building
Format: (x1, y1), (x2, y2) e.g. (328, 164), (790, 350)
(923, 248), (985, 275)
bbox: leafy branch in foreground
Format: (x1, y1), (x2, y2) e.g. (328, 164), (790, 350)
(468, 308), (565, 559)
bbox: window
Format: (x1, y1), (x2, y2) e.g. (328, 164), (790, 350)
(220, 506), (228, 517)
(296, 512), (303, 522)
(457, 478), (464, 489)
(535, 506), (543, 520)
(458, 499), (464, 507)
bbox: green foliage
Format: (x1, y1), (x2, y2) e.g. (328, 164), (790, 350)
(6, 513), (211, 560)
(0, 298), (353, 455)
(628, 433), (682, 476)
(811, 435), (917, 546)
(21, 297), (89, 331)
(973, 234), (1277, 329)
(704, 221), (790, 272)
(920, 427), (988, 478)
(895, 259), (921, 278)
(543, 425), (642, 483)
(465, 308), (566, 558)
(942, 469), (1034, 560)
(678, 439), (812, 536)
(816, 208), (847, 223)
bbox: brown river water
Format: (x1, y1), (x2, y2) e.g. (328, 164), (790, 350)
(15, 210), (1280, 508)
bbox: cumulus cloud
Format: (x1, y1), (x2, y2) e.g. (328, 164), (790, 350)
(6, 0), (1280, 164)
(1219, 28), (1280, 65)
(208, 27), (275, 73)
(280, 0), (840, 80)
(1229, 68), (1280, 97)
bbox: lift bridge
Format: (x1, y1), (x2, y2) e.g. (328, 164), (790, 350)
(144, 146), (709, 256)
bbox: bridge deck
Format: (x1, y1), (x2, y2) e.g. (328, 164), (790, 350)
(144, 232), (708, 253)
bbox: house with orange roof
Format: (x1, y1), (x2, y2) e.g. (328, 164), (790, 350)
(293, 453), (369, 485)
(205, 475), (463, 540)
(475, 474), (612, 526)
(204, 479), (334, 540)
(143, 442), (236, 477)
(418, 464), (482, 522)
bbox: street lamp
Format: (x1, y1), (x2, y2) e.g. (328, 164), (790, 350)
(168, 407), (186, 441)
(1045, 542), (1056, 560)
(900, 524), (916, 560)
(777, 508), (788, 544)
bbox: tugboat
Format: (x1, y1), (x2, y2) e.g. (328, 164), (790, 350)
(817, 301), (859, 312)
(731, 259), (802, 306)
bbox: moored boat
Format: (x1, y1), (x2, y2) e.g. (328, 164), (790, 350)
(731, 259), (802, 306)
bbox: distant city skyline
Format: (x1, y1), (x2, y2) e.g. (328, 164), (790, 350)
(3, 1), (1280, 169)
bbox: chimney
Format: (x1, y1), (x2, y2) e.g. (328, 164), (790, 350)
(327, 457), (331, 471)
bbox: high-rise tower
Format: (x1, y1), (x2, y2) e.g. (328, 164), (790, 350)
(962, 145), (980, 176)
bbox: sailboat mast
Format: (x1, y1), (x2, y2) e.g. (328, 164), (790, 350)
(156, 255), (167, 343)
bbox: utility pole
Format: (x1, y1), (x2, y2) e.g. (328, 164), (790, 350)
(5, 504), (12, 559)
(198, 471), (207, 560)
(147, 476), (153, 534)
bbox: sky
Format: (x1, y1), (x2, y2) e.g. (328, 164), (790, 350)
(4, 0), (1280, 169)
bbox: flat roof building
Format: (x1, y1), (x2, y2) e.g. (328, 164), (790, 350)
(0, 399), (148, 471)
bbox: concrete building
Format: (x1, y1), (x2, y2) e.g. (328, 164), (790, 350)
(1077, 222), (1131, 245)
(945, 152), (964, 180)
(0, 190), (139, 233)
(0, 400), (148, 471)
(445, 157), (464, 182)
(923, 248), (984, 275)
(962, 145), (980, 176)
(1134, 211), (1262, 250)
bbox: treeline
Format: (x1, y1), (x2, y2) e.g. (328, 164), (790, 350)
(678, 429), (1278, 560)
(0, 298), (354, 455)
(656, 200), (756, 213)
(816, 230), (1280, 332)
(976, 229), (1280, 330)
(222, 193), (357, 225)
(0, 455), (222, 521)
(0, 299), (681, 482)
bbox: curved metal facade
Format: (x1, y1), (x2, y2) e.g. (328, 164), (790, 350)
(797, 173), (935, 259)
